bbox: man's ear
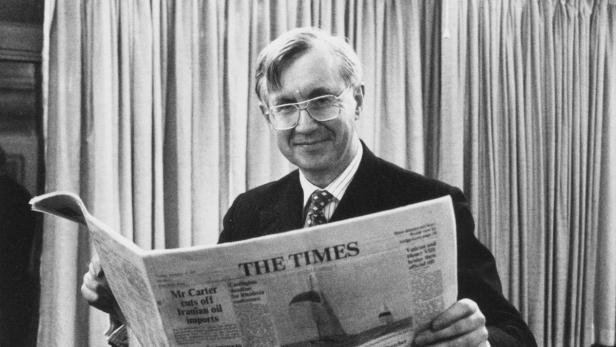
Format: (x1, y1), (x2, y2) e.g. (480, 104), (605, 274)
(354, 84), (365, 114)
(258, 103), (269, 121)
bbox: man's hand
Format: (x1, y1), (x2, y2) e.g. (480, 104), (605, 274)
(413, 298), (489, 347)
(81, 255), (122, 319)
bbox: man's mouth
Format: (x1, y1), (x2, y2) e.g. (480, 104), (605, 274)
(294, 139), (328, 146)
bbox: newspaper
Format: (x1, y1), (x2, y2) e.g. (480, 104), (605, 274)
(31, 192), (458, 347)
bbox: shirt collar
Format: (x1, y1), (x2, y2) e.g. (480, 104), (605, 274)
(299, 142), (363, 207)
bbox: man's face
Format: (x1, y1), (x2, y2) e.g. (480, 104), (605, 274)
(264, 46), (362, 181)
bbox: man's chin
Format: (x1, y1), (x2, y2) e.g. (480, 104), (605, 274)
(292, 155), (334, 173)
(293, 139), (330, 153)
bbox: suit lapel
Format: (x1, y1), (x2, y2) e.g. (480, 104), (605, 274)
(258, 143), (384, 234)
(258, 171), (304, 235)
(331, 144), (383, 222)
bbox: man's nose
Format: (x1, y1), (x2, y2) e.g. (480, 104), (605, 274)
(294, 109), (319, 132)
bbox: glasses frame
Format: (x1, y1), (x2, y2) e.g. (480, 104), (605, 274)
(267, 88), (351, 131)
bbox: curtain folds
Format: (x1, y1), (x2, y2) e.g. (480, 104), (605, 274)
(445, 1), (616, 345)
(595, 3), (616, 346)
(40, 0), (615, 346)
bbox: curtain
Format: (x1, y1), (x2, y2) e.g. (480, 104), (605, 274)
(594, 3), (616, 346)
(41, 1), (436, 346)
(443, 0), (616, 346)
(40, 0), (615, 346)
(442, 0), (616, 346)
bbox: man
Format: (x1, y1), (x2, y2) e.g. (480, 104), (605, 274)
(83, 27), (536, 346)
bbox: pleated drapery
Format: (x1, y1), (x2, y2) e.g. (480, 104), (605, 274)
(445, 1), (615, 346)
(594, 2), (616, 346)
(40, 0), (615, 346)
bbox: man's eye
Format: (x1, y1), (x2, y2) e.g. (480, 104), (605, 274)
(275, 105), (297, 114)
(310, 97), (335, 108)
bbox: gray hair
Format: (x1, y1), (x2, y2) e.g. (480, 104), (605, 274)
(255, 27), (362, 104)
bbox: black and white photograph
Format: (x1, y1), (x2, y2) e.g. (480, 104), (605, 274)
(1, 0), (615, 346)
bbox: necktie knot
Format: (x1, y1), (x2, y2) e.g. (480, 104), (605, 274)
(306, 190), (334, 227)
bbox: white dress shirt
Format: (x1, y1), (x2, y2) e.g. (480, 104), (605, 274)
(299, 144), (363, 226)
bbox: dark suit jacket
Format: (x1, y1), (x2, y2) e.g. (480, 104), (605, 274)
(219, 144), (536, 346)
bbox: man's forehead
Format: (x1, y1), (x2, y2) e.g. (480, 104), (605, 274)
(265, 46), (345, 103)
(270, 84), (340, 102)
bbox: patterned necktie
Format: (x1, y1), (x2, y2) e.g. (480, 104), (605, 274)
(305, 189), (334, 227)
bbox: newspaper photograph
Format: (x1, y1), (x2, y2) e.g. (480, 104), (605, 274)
(31, 192), (458, 347)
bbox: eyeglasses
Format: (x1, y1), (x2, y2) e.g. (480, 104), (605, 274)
(266, 88), (351, 130)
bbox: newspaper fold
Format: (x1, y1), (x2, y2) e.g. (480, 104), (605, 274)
(31, 192), (457, 347)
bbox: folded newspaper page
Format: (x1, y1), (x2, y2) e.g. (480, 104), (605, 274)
(31, 192), (458, 347)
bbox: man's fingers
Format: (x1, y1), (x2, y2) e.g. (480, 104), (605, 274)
(81, 284), (111, 313)
(82, 272), (109, 300)
(83, 271), (110, 295)
(419, 326), (488, 347)
(81, 267), (115, 314)
(88, 259), (103, 278)
(432, 299), (478, 330)
(414, 310), (486, 345)
(80, 274), (99, 302)
(413, 299), (488, 346)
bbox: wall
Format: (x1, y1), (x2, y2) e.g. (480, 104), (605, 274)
(0, 5), (43, 194)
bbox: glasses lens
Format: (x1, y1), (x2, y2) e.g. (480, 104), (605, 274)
(307, 95), (340, 121)
(270, 104), (298, 130)
(269, 93), (343, 130)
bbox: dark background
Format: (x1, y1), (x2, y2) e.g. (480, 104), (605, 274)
(1, 1), (43, 346)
